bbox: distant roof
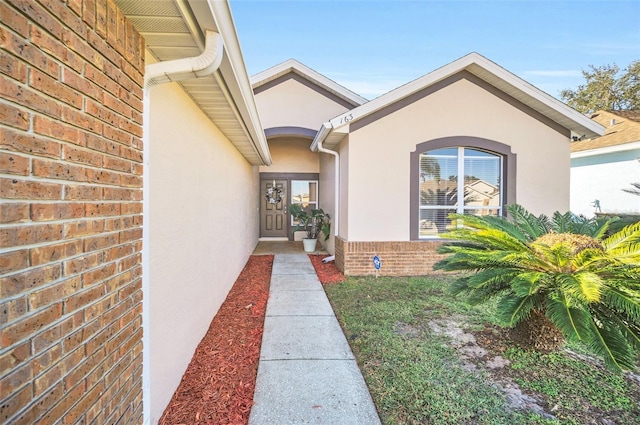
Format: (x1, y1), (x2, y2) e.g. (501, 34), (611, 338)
(251, 59), (367, 107)
(571, 110), (640, 154)
(313, 52), (605, 151)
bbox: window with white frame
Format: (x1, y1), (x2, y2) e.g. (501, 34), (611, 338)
(291, 180), (318, 225)
(418, 147), (502, 238)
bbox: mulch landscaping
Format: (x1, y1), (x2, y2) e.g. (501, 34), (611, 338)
(308, 254), (346, 284)
(158, 253), (344, 425)
(159, 255), (273, 425)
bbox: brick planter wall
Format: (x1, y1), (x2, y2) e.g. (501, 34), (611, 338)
(1, 1), (144, 424)
(335, 237), (448, 276)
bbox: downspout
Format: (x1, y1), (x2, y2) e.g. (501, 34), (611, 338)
(141, 29), (224, 425)
(315, 123), (339, 260)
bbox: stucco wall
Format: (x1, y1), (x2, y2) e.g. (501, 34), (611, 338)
(318, 152), (336, 253)
(254, 77), (351, 132)
(344, 77), (570, 241)
(258, 137), (318, 173)
(147, 77), (259, 422)
(571, 149), (640, 216)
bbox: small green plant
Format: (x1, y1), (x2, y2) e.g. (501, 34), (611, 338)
(434, 204), (640, 370)
(289, 204), (331, 241)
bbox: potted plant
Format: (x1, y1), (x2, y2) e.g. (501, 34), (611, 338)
(289, 204), (331, 252)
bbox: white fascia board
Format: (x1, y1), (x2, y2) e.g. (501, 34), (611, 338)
(190, 0), (271, 165)
(571, 141), (640, 158)
(251, 59), (368, 106)
(324, 52), (605, 138)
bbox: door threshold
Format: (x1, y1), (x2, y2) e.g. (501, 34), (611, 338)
(259, 237), (290, 241)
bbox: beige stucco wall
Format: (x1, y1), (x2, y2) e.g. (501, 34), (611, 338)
(318, 151), (337, 253)
(254, 77), (352, 131)
(258, 137), (318, 173)
(147, 77), (259, 422)
(344, 77), (570, 241)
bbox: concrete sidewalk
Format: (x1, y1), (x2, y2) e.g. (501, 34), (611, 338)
(249, 253), (381, 425)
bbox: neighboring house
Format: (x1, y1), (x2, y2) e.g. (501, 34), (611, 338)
(254, 54), (603, 275)
(570, 110), (640, 216)
(0, 1), (605, 425)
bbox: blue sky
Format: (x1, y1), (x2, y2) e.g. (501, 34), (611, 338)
(230, 0), (640, 100)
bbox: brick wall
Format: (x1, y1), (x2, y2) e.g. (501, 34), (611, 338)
(335, 237), (448, 276)
(1, 1), (144, 423)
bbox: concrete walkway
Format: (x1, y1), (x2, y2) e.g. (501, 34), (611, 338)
(249, 251), (381, 425)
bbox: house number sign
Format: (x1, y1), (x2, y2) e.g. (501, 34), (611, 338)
(373, 255), (382, 270)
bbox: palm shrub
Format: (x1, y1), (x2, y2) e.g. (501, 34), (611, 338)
(433, 204), (640, 370)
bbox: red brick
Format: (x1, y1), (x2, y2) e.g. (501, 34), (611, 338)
(0, 178), (62, 200)
(62, 67), (102, 102)
(30, 203), (85, 222)
(87, 28), (120, 67)
(0, 127), (62, 159)
(8, 382), (63, 425)
(102, 156), (131, 173)
(0, 73), (62, 118)
(0, 249), (29, 275)
(0, 27), (60, 79)
(0, 101), (30, 130)
(84, 293), (117, 322)
(8, 0), (64, 39)
(64, 184), (103, 201)
(104, 244), (132, 262)
(37, 380), (85, 424)
(118, 86), (143, 113)
(82, 262), (116, 286)
(32, 311), (83, 355)
(119, 145), (142, 163)
(0, 223), (63, 248)
(95, 0), (107, 38)
(0, 264), (62, 298)
(63, 251), (103, 276)
(64, 346), (106, 392)
(34, 347), (83, 397)
(0, 383), (32, 424)
(121, 174), (142, 188)
(29, 240), (83, 267)
(85, 168), (122, 185)
(85, 62), (119, 97)
(85, 322), (116, 355)
(62, 26), (103, 69)
(118, 228), (141, 244)
(67, 0), (82, 15)
(35, 0), (85, 37)
(118, 116), (142, 138)
(0, 49), (28, 82)
(30, 26), (83, 73)
(85, 132), (119, 156)
(1, 303), (63, 348)
(29, 68), (82, 109)
(64, 219), (105, 238)
(0, 203), (29, 223)
(86, 99), (118, 126)
(84, 232), (119, 254)
(0, 1), (28, 36)
(33, 158), (87, 182)
(0, 341), (30, 377)
(118, 253), (140, 273)
(85, 202), (120, 217)
(0, 152), (30, 175)
(64, 381), (105, 425)
(102, 187), (133, 201)
(61, 105), (103, 135)
(0, 296), (28, 325)
(64, 284), (105, 314)
(33, 115), (81, 145)
(103, 123), (133, 145)
(28, 277), (81, 311)
(103, 91), (131, 118)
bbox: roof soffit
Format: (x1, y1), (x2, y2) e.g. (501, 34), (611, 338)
(114, 0), (270, 166)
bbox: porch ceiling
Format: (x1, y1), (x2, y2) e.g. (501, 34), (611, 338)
(114, 0), (270, 166)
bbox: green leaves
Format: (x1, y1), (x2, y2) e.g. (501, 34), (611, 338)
(436, 204), (640, 370)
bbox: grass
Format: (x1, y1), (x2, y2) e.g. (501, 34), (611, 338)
(324, 275), (640, 425)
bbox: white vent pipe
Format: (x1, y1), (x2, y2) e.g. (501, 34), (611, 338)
(145, 30), (224, 87)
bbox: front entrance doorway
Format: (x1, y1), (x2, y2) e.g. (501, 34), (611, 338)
(259, 173), (320, 240)
(260, 179), (288, 238)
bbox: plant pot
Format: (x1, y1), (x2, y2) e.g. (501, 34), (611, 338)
(302, 238), (317, 252)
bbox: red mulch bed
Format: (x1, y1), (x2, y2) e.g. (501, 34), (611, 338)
(308, 254), (346, 284)
(159, 255), (273, 425)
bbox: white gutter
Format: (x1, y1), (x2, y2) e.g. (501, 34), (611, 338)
(571, 141), (640, 158)
(313, 123), (339, 239)
(145, 30), (224, 87)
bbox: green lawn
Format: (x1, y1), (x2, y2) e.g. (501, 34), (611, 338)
(324, 275), (640, 425)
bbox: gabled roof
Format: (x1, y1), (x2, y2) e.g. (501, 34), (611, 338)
(571, 110), (640, 156)
(312, 52), (605, 150)
(251, 59), (367, 107)
(114, 0), (271, 165)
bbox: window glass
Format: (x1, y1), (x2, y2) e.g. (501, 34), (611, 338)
(419, 147), (502, 238)
(291, 180), (318, 225)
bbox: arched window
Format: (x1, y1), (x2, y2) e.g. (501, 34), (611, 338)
(410, 137), (516, 239)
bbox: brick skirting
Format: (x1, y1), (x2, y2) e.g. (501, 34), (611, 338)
(335, 237), (448, 276)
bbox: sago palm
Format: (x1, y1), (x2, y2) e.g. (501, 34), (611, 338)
(434, 205), (640, 370)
